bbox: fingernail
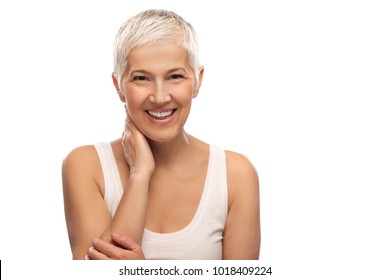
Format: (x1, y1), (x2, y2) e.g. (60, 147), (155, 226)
(84, 254), (89, 260)
(88, 246), (94, 254)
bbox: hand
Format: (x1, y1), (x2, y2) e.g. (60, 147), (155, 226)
(122, 106), (155, 177)
(86, 233), (145, 260)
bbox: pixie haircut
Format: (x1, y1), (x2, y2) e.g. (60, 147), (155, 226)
(113, 9), (200, 85)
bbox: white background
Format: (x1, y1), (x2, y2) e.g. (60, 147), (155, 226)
(0, 0), (389, 279)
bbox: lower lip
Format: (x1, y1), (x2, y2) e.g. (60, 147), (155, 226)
(145, 110), (176, 125)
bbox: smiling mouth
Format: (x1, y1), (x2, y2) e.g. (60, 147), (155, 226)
(146, 109), (176, 120)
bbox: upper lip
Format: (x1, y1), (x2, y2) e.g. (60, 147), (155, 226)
(145, 108), (176, 112)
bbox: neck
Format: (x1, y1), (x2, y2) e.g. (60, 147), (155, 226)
(148, 130), (193, 167)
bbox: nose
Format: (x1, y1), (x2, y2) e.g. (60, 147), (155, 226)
(149, 80), (171, 104)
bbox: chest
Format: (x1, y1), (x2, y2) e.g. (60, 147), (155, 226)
(144, 166), (208, 233)
(114, 158), (209, 234)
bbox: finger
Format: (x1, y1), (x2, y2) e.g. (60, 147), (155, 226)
(124, 117), (134, 137)
(124, 105), (132, 125)
(123, 106), (139, 133)
(112, 233), (140, 251)
(124, 116), (131, 132)
(112, 234), (145, 259)
(92, 239), (120, 259)
(87, 245), (111, 260)
(123, 105), (131, 129)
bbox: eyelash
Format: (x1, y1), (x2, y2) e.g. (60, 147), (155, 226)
(133, 76), (148, 81)
(131, 74), (184, 82)
(169, 74), (184, 80)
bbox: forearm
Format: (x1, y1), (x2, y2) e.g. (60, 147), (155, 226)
(100, 172), (150, 245)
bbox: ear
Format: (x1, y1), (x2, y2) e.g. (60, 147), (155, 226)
(112, 72), (126, 103)
(193, 66), (204, 99)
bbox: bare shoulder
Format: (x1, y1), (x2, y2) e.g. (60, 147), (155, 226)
(62, 145), (103, 193)
(225, 150), (259, 205)
(223, 150), (260, 259)
(225, 150), (258, 183)
(62, 145), (99, 172)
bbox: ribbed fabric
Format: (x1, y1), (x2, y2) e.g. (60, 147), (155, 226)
(94, 142), (228, 260)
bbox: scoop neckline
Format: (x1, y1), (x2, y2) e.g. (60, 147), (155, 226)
(142, 144), (213, 240)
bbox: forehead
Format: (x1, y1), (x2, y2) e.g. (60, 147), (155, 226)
(127, 40), (189, 71)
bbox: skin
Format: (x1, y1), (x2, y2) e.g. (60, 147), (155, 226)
(62, 39), (260, 260)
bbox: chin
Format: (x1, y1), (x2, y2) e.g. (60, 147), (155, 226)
(144, 129), (183, 144)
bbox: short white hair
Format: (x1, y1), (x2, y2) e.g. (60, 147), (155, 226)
(113, 9), (200, 85)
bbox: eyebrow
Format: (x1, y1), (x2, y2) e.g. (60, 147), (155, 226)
(129, 67), (188, 75)
(129, 69), (150, 75)
(167, 68), (188, 73)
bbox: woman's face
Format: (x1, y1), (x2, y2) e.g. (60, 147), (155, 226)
(115, 40), (203, 143)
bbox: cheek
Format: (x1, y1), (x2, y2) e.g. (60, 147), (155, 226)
(124, 95), (142, 121)
(174, 84), (196, 103)
(123, 86), (146, 107)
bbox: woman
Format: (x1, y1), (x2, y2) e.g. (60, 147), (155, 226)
(62, 9), (260, 260)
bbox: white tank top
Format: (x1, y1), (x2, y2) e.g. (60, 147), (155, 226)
(94, 142), (228, 260)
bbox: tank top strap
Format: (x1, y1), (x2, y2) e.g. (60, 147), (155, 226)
(201, 144), (228, 225)
(94, 142), (123, 216)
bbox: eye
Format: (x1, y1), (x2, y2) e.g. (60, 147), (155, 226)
(169, 74), (184, 80)
(133, 75), (148, 81)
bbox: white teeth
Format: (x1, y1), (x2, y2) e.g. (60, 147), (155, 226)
(147, 110), (174, 119)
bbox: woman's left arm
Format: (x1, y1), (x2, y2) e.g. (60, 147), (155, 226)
(223, 151), (261, 260)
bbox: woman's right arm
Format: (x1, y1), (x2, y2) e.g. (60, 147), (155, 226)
(62, 145), (113, 259)
(62, 118), (154, 260)
(62, 145), (152, 260)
